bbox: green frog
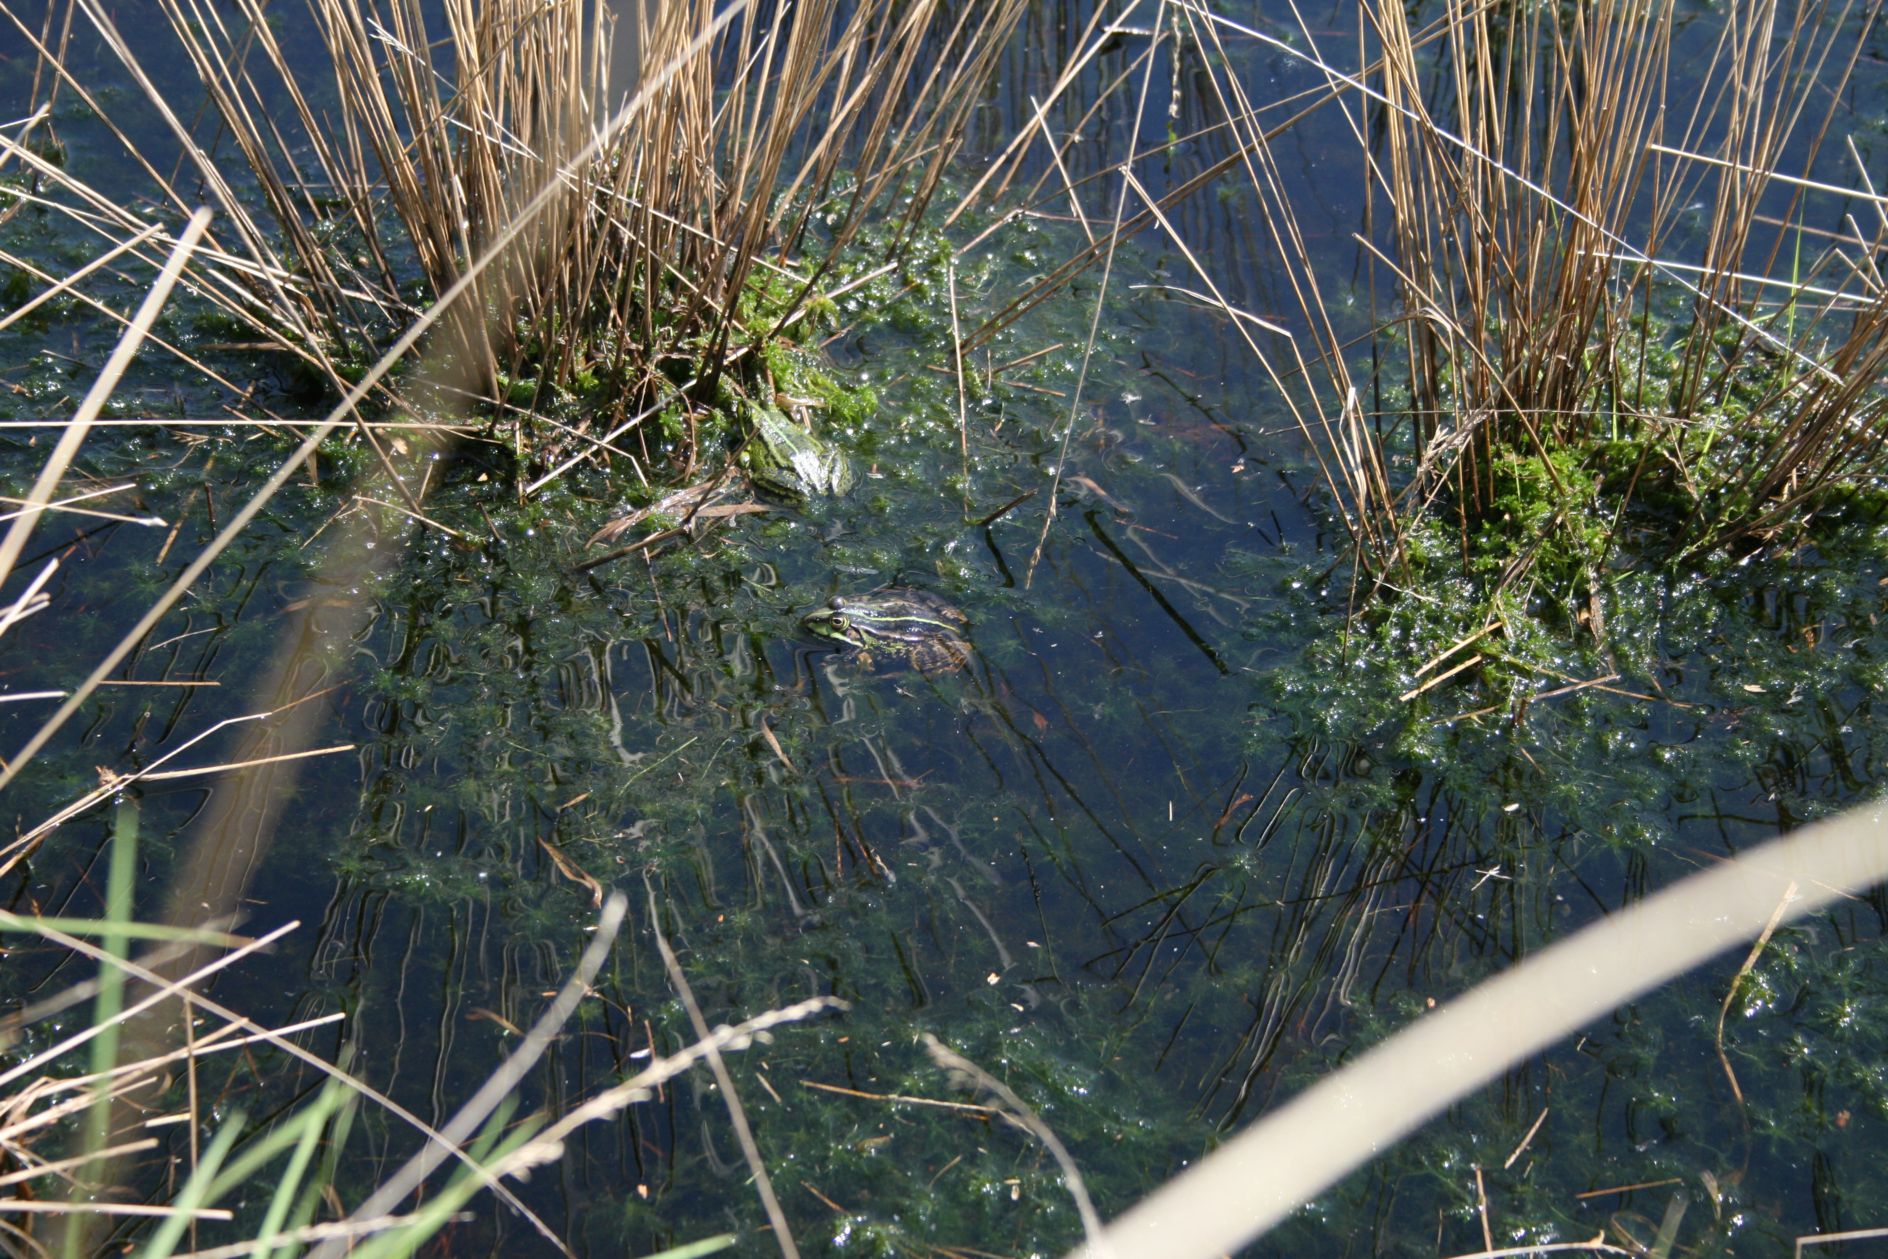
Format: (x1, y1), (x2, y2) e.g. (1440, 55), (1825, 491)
(741, 399), (856, 501)
(801, 588), (972, 672)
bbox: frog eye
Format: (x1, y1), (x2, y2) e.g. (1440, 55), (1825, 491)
(828, 597), (845, 610)
(830, 615), (849, 632)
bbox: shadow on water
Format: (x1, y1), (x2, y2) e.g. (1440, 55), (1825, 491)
(4, 0), (1888, 1254)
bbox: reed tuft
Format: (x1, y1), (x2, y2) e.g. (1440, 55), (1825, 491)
(8, 0), (1027, 477)
(1361, 0), (1887, 570)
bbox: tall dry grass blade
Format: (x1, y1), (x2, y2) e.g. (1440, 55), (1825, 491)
(0, 556), (58, 644)
(19, 916), (561, 1249)
(162, 1213), (484, 1259)
(0, 207), (210, 596)
(3, 691), (341, 876)
(305, 896), (628, 1257)
(0, 221), (163, 334)
(0, 483), (163, 528)
(487, 995), (847, 1182)
(0, 1202), (232, 1222)
(0, 920), (300, 1095)
(0, 1140), (159, 1191)
(923, 1035), (1109, 1256)
(948, 260), (969, 502)
(1066, 802), (1888, 1259)
(647, 881), (800, 1259)
(1025, 5), (1169, 588)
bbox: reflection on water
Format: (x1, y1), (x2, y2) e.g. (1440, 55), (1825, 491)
(4, 0), (1888, 1254)
(6, 254), (1887, 1257)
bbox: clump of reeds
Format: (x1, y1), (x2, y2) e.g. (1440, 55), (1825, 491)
(5, 0), (1026, 475)
(1360, 0), (1888, 575)
(978, 0), (1886, 591)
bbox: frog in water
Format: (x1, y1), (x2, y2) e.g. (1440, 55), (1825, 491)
(801, 588), (972, 672)
(741, 398), (856, 501)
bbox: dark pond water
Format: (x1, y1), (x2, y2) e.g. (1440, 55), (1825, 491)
(4, 1), (1888, 1256)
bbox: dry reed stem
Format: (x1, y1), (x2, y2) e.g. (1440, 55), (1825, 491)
(1714, 882), (1798, 1115)
(0, 921), (299, 1095)
(22, 917), (560, 1247)
(0, 138), (298, 385)
(0, 208), (210, 596)
(0, 1201), (231, 1220)
(1024, 1), (1168, 589)
(350, 494), (469, 540)
(948, 260), (969, 496)
(0, 483), (164, 528)
(1065, 802), (1888, 1259)
(1502, 1107), (1550, 1171)
(0, 1018), (334, 1161)
(923, 1034), (1109, 1257)
(2, 689), (341, 875)
(0, 219), (163, 334)
(0, 557), (60, 643)
(0, 419), (477, 432)
(648, 881), (800, 1259)
(0, 931), (239, 1033)
(1435, 1243), (1633, 1259)
(0, 1139), (158, 1191)
(797, 1079), (998, 1118)
(35, 1016), (347, 1105)
(1797, 1226), (1888, 1256)
(484, 994), (848, 1188)
(122, 744), (355, 783)
(163, 1211), (462, 1259)
(302, 971), (844, 1256)
(303, 896), (628, 1259)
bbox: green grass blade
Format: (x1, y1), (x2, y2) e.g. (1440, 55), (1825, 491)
(136, 1108), (245, 1259)
(63, 798), (140, 1259)
(0, 912), (244, 946)
(637, 1237), (739, 1259)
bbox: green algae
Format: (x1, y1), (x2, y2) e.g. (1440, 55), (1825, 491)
(5, 59), (1888, 1259)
